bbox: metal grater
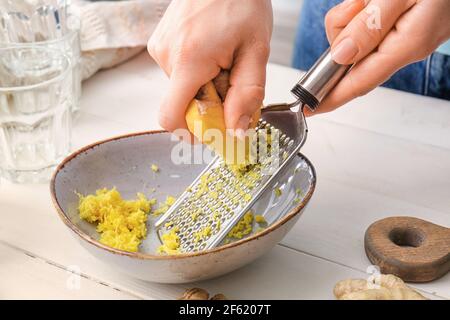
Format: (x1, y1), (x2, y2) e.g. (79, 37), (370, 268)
(155, 48), (352, 253)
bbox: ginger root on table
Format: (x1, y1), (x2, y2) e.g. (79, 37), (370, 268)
(178, 288), (227, 300)
(334, 274), (427, 300)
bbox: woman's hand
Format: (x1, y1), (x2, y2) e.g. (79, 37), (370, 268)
(314, 0), (450, 115)
(148, 0), (273, 137)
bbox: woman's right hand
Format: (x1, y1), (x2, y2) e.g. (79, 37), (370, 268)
(148, 0), (273, 139)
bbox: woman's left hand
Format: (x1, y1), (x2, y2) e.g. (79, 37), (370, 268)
(313, 0), (450, 115)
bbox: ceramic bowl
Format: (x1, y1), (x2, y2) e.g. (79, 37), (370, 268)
(51, 131), (316, 283)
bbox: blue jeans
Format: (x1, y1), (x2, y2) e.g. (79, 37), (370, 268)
(292, 0), (450, 100)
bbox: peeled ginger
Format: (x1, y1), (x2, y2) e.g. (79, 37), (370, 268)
(185, 70), (261, 165)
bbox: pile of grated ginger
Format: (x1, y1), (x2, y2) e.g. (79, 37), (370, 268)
(78, 188), (175, 253)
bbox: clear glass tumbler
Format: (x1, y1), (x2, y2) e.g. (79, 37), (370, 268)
(0, 0), (81, 113)
(34, 28), (81, 114)
(0, 45), (73, 183)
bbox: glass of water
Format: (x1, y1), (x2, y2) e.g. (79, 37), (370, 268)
(0, 0), (81, 113)
(0, 45), (73, 183)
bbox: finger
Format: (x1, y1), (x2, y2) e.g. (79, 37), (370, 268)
(147, 13), (170, 74)
(325, 0), (366, 44)
(307, 44), (415, 116)
(223, 42), (269, 135)
(330, 0), (416, 65)
(147, 1), (181, 76)
(159, 59), (219, 133)
(147, 38), (167, 75)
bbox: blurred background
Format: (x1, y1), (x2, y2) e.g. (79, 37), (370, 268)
(271, 0), (303, 66)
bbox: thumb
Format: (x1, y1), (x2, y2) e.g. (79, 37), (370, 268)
(223, 43), (269, 136)
(330, 0), (415, 65)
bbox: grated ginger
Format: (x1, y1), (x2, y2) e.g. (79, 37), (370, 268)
(225, 211), (267, 242)
(153, 195), (177, 216)
(157, 227), (181, 254)
(274, 187), (282, 197)
(293, 188), (304, 204)
(255, 215), (266, 225)
(78, 188), (155, 252)
(227, 211), (254, 239)
(194, 226), (212, 243)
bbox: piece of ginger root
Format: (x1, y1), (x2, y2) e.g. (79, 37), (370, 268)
(185, 70), (260, 165)
(334, 274), (427, 300)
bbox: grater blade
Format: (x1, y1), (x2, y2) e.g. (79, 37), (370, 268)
(155, 105), (308, 253)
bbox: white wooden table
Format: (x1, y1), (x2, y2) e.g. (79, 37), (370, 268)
(0, 52), (449, 300)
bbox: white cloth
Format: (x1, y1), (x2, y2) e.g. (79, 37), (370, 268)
(71, 0), (170, 79)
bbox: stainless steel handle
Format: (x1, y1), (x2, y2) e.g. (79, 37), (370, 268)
(291, 48), (352, 111)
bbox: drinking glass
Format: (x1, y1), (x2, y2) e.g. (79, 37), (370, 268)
(0, 0), (81, 113)
(0, 45), (73, 183)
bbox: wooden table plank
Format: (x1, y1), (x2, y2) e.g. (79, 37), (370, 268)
(79, 55), (165, 131)
(194, 245), (441, 300)
(0, 182), (184, 299)
(0, 242), (137, 300)
(303, 119), (450, 216)
(281, 177), (450, 298)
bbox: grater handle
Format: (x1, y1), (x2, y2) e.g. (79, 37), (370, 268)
(291, 48), (352, 111)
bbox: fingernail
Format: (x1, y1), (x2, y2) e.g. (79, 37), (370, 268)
(234, 115), (251, 140)
(331, 37), (358, 65)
